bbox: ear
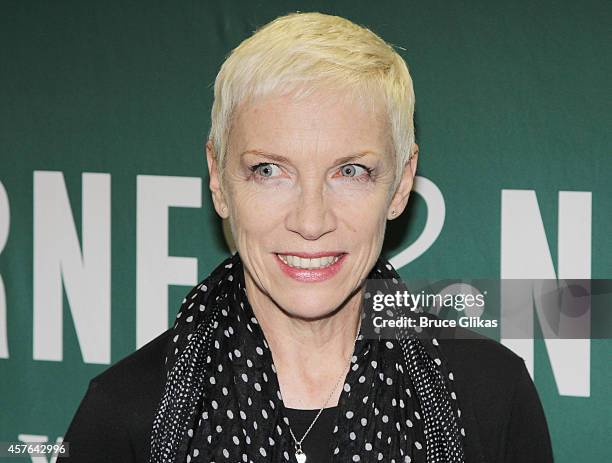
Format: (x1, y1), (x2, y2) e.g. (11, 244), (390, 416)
(206, 140), (230, 219)
(387, 143), (419, 220)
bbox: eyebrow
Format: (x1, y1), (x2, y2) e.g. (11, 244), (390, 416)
(239, 149), (379, 165)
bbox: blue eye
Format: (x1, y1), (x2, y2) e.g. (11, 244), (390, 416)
(250, 163), (281, 178)
(338, 164), (374, 179)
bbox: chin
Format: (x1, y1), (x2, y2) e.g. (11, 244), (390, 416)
(284, 305), (340, 321)
(274, 293), (340, 319)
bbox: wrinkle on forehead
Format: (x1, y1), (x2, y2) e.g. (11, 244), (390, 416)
(236, 82), (388, 129)
(228, 85), (392, 159)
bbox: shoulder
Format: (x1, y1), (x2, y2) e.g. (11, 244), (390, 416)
(88, 328), (172, 431)
(59, 329), (172, 462)
(437, 327), (526, 392)
(437, 327), (553, 462)
(91, 328), (172, 394)
(437, 326), (528, 419)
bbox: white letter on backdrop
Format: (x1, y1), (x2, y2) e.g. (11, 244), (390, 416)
(389, 176), (445, 270)
(0, 181), (9, 358)
(33, 172), (111, 364)
(500, 189), (591, 397)
(136, 175), (201, 348)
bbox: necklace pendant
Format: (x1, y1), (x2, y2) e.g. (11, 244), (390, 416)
(295, 448), (307, 463)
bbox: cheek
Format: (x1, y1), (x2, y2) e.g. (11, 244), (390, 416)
(228, 188), (287, 240)
(332, 187), (389, 225)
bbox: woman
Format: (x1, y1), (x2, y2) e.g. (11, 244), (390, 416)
(60, 12), (553, 463)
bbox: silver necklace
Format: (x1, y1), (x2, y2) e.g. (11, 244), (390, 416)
(287, 322), (361, 463)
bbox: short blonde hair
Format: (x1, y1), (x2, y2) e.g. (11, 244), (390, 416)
(208, 11), (416, 195)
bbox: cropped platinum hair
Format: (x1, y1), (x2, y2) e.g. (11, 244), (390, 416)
(208, 11), (416, 196)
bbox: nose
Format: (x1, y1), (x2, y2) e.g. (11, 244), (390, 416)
(285, 178), (336, 240)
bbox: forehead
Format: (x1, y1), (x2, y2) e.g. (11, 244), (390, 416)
(229, 88), (391, 156)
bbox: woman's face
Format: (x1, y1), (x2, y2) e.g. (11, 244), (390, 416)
(207, 87), (418, 320)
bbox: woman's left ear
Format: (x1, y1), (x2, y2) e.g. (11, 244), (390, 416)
(388, 143), (419, 220)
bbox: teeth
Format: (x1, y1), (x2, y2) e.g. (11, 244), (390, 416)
(278, 254), (341, 269)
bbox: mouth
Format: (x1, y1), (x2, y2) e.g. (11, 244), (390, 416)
(274, 252), (347, 282)
(275, 252), (345, 270)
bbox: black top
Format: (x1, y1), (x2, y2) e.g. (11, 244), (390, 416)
(283, 406), (338, 463)
(58, 328), (554, 462)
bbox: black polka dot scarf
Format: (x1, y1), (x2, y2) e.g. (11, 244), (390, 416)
(150, 252), (466, 462)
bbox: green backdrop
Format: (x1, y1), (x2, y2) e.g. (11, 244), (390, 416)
(0, 0), (610, 461)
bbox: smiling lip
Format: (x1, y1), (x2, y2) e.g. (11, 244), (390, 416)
(276, 251), (345, 258)
(274, 252), (347, 282)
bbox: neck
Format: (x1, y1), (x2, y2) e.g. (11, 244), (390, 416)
(246, 277), (363, 409)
